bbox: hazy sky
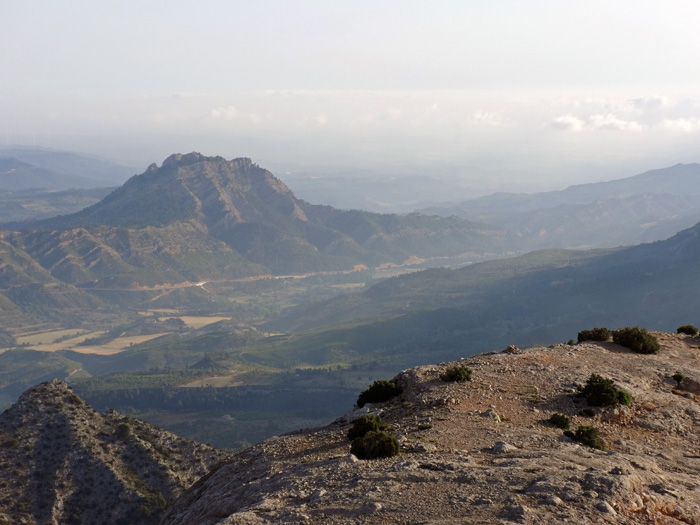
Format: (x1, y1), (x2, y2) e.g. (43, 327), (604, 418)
(3, 1), (700, 190)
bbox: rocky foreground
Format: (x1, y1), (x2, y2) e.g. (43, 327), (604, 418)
(0, 379), (227, 524)
(163, 332), (700, 524)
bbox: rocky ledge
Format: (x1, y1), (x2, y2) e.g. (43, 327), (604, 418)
(162, 332), (700, 524)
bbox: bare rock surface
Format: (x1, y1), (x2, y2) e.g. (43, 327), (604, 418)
(163, 332), (700, 524)
(0, 379), (227, 524)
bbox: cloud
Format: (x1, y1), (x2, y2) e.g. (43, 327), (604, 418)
(210, 106), (238, 120)
(467, 111), (505, 126)
(630, 95), (670, 110)
(588, 113), (644, 131)
(315, 113), (328, 125)
(549, 114), (585, 131)
(247, 112), (263, 125)
(549, 113), (644, 132)
(660, 117), (700, 133)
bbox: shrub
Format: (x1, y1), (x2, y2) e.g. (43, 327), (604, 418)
(672, 372), (686, 387)
(441, 365), (472, 382)
(567, 339), (575, 346)
(350, 431), (400, 459)
(66, 393), (82, 405)
(616, 389), (632, 406)
(347, 414), (386, 441)
(356, 380), (402, 408)
(547, 413), (570, 430)
(582, 374), (631, 407)
(564, 425), (606, 450)
(579, 408), (596, 417)
(116, 423), (132, 440)
(612, 326), (660, 354)
(677, 324), (698, 336)
(577, 327), (611, 343)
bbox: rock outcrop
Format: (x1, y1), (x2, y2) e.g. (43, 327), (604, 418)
(163, 332), (700, 524)
(0, 379), (227, 524)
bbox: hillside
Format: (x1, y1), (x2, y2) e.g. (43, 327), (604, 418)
(0, 379), (227, 524)
(163, 332), (700, 524)
(269, 221), (700, 346)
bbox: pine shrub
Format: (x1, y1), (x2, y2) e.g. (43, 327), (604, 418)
(564, 425), (606, 450)
(347, 414), (386, 441)
(582, 374), (632, 407)
(440, 365), (472, 382)
(672, 372), (686, 387)
(612, 326), (660, 354)
(356, 380), (402, 408)
(547, 413), (571, 430)
(577, 327), (611, 343)
(350, 431), (400, 459)
(677, 324), (698, 336)
(116, 423), (132, 440)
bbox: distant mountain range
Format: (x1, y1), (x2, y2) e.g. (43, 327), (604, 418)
(0, 148), (130, 222)
(0, 147), (134, 186)
(422, 163), (700, 249)
(3, 153), (512, 285)
(0, 157), (105, 191)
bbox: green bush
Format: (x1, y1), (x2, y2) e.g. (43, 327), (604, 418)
(440, 365), (472, 382)
(616, 389), (632, 406)
(677, 324), (698, 336)
(547, 413), (570, 430)
(350, 430), (400, 459)
(582, 374), (632, 407)
(347, 414), (386, 441)
(612, 326), (660, 354)
(357, 380), (402, 408)
(577, 327), (611, 343)
(672, 372), (686, 387)
(564, 425), (606, 450)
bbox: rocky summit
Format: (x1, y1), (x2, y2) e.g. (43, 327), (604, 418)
(163, 332), (700, 524)
(0, 379), (227, 524)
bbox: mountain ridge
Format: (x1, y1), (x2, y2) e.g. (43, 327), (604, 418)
(420, 163), (700, 249)
(0, 378), (227, 524)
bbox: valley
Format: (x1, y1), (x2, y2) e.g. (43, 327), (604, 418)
(1, 152), (700, 454)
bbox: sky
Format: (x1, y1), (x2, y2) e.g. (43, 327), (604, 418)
(2, 0), (700, 191)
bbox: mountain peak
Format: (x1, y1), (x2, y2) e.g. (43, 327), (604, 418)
(160, 152), (255, 171)
(162, 151), (208, 168)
